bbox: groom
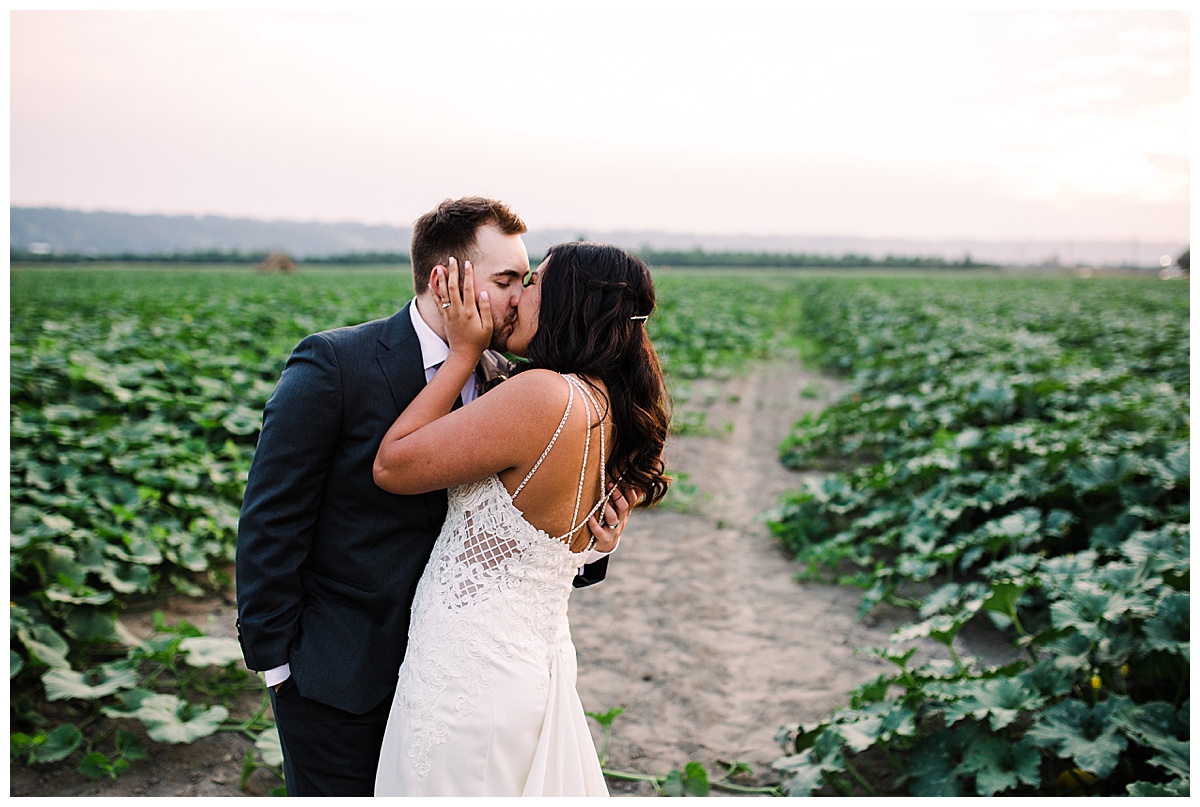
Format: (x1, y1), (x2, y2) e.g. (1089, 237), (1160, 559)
(235, 197), (628, 796)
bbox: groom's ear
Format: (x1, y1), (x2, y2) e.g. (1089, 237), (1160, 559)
(428, 266), (444, 298)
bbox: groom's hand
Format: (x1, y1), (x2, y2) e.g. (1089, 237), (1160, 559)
(586, 484), (632, 553)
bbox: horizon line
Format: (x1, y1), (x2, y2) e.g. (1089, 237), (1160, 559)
(10, 204), (1190, 248)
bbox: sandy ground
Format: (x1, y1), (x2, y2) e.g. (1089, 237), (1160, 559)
(569, 361), (905, 795)
(11, 358), (975, 797)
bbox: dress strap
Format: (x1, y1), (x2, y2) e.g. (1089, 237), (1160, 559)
(552, 376), (610, 544)
(511, 375), (574, 500)
(511, 373), (614, 545)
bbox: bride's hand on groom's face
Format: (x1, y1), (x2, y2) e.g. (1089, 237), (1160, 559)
(434, 256), (494, 359)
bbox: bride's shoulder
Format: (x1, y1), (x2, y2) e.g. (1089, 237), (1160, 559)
(488, 368), (571, 407)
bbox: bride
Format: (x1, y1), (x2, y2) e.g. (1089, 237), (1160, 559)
(371, 242), (671, 796)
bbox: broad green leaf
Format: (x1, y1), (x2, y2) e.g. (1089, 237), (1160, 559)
(848, 673), (892, 708)
(179, 635), (243, 668)
(773, 750), (826, 797)
(222, 406), (263, 436)
(876, 645), (919, 670)
(829, 713), (883, 752)
(1046, 631), (1094, 671)
(9, 601), (35, 633)
(106, 687), (156, 711)
(662, 761), (710, 796)
(167, 573), (207, 597)
(584, 707), (623, 728)
(97, 562), (154, 595)
(894, 612), (970, 650)
(1128, 779), (1189, 797)
(1026, 697), (1131, 778)
(40, 513), (76, 534)
(901, 723), (986, 797)
(77, 752), (130, 779)
(103, 693), (229, 744)
(28, 724), (84, 764)
(1146, 445), (1188, 485)
(64, 606), (120, 642)
(43, 585), (114, 606)
(17, 623), (71, 669)
(1050, 583), (1152, 640)
(980, 581), (1029, 620)
(42, 660), (139, 701)
(942, 677), (1041, 730)
(11, 649), (24, 678)
(1140, 591), (1188, 660)
(254, 727), (284, 767)
(115, 729), (147, 761)
(1145, 736), (1189, 779)
(104, 534), (163, 565)
(1067, 454), (1139, 493)
(1020, 660), (1074, 700)
(959, 737), (1041, 796)
(879, 702), (918, 741)
(152, 610), (204, 638)
(1121, 526), (1189, 578)
(1114, 701), (1190, 779)
(10, 732), (35, 758)
(40, 544), (86, 588)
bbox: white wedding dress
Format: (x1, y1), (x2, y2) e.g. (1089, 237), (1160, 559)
(375, 374), (611, 797)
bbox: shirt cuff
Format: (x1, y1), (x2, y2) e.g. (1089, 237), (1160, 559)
(264, 663), (291, 687)
(582, 536), (619, 566)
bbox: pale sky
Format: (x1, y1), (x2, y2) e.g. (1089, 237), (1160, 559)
(8, 7), (1191, 242)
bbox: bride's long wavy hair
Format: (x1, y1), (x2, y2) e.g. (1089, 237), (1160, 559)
(521, 242), (671, 508)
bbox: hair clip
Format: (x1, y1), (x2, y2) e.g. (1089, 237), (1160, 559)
(630, 315), (649, 321)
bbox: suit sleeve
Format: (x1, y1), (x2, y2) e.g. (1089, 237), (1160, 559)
(235, 333), (342, 671)
(572, 556), (609, 588)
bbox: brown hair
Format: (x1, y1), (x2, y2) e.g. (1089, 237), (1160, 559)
(522, 242), (671, 508)
(409, 197), (527, 294)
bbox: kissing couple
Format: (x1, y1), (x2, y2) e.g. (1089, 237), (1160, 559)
(236, 196), (671, 796)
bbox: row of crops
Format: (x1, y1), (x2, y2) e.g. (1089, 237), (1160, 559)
(10, 265), (1188, 796)
(9, 265), (802, 788)
(767, 277), (1189, 796)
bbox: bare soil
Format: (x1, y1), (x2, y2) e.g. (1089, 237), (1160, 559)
(569, 361), (904, 795)
(11, 358), (999, 797)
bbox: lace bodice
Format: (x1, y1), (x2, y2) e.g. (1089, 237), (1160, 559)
(393, 374), (611, 779)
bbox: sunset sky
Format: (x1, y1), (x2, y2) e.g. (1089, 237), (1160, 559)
(8, 7), (1191, 243)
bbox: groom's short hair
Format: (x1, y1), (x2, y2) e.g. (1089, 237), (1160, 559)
(410, 197), (527, 294)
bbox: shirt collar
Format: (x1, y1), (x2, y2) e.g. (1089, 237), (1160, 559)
(409, 298), (449, 371)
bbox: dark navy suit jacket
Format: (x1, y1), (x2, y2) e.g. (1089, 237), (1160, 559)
(235, 303), (605, 714)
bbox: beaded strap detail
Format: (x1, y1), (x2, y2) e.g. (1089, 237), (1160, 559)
(511, 373), (613, 545)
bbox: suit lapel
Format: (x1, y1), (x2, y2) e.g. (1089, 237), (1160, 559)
(376, 302), (427, 415)
(377, 301), (496, 414)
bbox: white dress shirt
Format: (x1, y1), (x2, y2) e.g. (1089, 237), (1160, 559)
(408, 297), (481, 405)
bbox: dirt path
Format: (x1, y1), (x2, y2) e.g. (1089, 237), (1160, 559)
(568, 360), (922, 794)
(12, 358), (925, 797)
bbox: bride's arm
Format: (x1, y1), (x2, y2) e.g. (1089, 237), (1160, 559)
(373, 368), (567, 495)
(374, 260), (566, 495)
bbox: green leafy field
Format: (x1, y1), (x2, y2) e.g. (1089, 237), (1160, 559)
(8, 265), (801, 786)
(10, 266), (1189, 795)
(768, 276), (1189, 796)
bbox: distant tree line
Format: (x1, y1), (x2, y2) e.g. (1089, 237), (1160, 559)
(9, 249), (414, 265)
(635, 248), (990, 269)
(11, 247), (992, 269)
